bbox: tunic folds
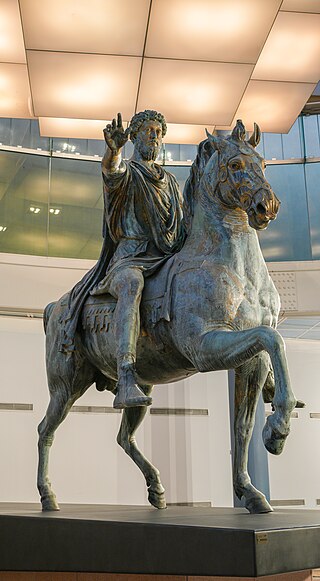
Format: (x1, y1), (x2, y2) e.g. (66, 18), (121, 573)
(59, 159), (186, 355)
(93, 160), (185, 293)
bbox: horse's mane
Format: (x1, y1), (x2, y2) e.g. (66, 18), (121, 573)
(183, 138), (215, 234)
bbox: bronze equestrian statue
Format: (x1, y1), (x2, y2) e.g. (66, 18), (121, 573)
(38, 115), (298, 515)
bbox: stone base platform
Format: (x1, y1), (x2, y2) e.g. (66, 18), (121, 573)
(0, 504), (320, 579)
(0, 573), (314, 581)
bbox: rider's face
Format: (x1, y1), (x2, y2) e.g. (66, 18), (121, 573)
(135, 121), (162, 161)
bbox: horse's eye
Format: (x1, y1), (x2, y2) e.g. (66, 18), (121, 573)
(230, 161), (241, 171)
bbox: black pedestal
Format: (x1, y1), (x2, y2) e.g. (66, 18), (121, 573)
(0, 504), (319, 578)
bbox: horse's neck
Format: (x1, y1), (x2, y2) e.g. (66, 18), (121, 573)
(182, 193), (266, 277)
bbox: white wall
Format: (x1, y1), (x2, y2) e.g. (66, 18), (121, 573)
(268, 339), (320, 507)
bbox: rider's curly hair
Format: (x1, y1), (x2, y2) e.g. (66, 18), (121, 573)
(129, 110), (167, 142)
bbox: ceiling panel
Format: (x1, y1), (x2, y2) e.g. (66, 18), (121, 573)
(137, 59), (253, 126)
(301, 329), (320, 340)
(278, 316), (320, 341)
(27, 51), (141, 120)
(0, 2), (317, 137)
(39, 117), (207, 143)
(216, 80), (316, 133)
(281, 0), (320, 12)
(39, 117), (110, 140)
(278, 317), (320, 328)
(19, 0), (150, 56)
(164, 123), (211, 145)
(0, 0), (26, 63)
(0, 63), (33, 118)
(253, 12), (320, 83)
(146, 0), (281, 63)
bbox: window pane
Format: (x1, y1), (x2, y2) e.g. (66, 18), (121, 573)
(123, 140), (134, 159)
(0, 118), (49, 150)
(167, 165), (191, 192)
(180, 144), (197, 162)
(263, 133), (283, 160)
(261, 164), (311, 261)
(303, 115), (320, 158)
(164, 144), (180, 162)
(282, 119), (302, 159)
(305, 162), (320, 259)
(87, 139), (105, 157)
(0, 151), (49, 256)
(0, 118), (13, 146)
(49, 157), (102, 259)
(52, 137), (86, 156)
(255, 133), (265, 158)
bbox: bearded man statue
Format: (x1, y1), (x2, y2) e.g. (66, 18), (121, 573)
(88, 110), (185, 409)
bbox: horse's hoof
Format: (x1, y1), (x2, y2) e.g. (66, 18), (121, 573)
(295, 399), (305, 408)
(263, 426), (287, 455)
(262, 417), (288, 456)
(148, 489), (167, 509)
(245, 495), (273, 514)
(41, 495), (60, 511)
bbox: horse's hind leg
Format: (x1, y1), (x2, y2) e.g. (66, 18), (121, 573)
(117, 386), (166, 509)
(38, 358), (95, 511)
(233, 353), (272, 514)
(37, 379), (75, 510)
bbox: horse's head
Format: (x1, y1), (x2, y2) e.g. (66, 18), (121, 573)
(203, 120), (280, 230)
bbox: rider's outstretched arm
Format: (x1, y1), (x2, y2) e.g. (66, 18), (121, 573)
(102, 113), (129, 176)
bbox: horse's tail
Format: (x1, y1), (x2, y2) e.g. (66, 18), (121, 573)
(43, 302), (56, 334)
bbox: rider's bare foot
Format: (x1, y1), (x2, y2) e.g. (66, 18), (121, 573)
(114, 364), (152, 409)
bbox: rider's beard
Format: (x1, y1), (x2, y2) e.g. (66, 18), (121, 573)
(137, 141), (161, 162)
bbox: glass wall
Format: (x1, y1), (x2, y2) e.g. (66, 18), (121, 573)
(0, 116), (319, 261)
(0, 151), (50, 256)
(260, 164), (312, 261)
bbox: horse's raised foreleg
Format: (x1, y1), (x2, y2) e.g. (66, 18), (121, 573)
(117, 385), (166, 509)
(195, 325), (296, 456)
(233, 353), (272, 514)
(262, 366), (305, 410)
(37, 381), (75, 511)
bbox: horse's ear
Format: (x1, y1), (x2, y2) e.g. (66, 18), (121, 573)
(231, 119), (246, 142)
(205, 129), (227, 152)
(248, 122), (261, 148)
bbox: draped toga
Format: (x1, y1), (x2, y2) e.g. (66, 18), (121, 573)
(94, 160), (185, 292)
(59, 159), (185, 354)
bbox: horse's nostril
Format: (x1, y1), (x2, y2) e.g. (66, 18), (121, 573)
(256, 203), (266, 214)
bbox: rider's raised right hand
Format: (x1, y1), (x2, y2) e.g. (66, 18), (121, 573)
(104, 113), (130, 153)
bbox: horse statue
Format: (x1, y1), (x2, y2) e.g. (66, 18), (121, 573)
(37, 120), (297, 514)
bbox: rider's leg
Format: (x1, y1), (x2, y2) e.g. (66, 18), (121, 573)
(109, 267), (152, 409)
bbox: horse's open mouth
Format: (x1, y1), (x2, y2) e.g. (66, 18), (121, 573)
(247, 189), (279, 230)
(248, 211), (270, 230)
